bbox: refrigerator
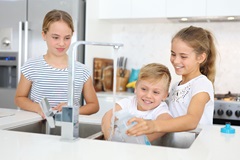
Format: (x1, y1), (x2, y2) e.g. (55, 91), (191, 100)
(0, 0), (86, 109)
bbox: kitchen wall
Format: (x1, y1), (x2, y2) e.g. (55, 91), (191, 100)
(111, 21), (240, 94)
(85, 0), (240, 94)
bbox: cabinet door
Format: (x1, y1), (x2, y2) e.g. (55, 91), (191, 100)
(131, 0), (166, 18)
(99, 0), (131, 19)
(207, 0), (240, 16)
(166, 0), (206, 17)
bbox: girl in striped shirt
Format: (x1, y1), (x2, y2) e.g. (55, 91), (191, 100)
(15, 10), (99, 118)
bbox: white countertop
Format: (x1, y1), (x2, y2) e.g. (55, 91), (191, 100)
(96, 91), (135, 98)
(0, 108), (42, 129)
(0, 108), (239, 160)
(0, 108), (102, 129)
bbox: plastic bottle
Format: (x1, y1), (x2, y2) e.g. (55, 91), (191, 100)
(111, 110), (151, 145)
(220, 123), (235, 134)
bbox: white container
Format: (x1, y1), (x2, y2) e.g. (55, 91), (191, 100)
(111, 110), (151, 145)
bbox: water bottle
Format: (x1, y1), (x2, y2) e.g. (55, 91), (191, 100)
(111, 110), (151, 145)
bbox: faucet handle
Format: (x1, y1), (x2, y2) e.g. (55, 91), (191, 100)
(39, 97), (56, 128)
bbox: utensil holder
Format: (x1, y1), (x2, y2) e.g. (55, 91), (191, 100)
(116, 76), (129, 92)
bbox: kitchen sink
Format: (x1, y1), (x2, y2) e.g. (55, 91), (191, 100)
(150, 130), (200, 148)
(88, 130), (201, 149)
(7, 120), (200, 149)
(7, 120), (102, 138)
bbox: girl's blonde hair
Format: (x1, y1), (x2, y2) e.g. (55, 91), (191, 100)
(172, 26), (216, 84)
(42, 9), (74, 34)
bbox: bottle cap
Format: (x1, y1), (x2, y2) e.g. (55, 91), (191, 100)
(220, 123), (235, 134)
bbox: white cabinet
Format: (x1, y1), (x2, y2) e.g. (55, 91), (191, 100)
(166, 0), (207, 18)
(165, 0), (240, 18)
(99, 0), (131, 19)
(207, 0), (240, 17)
(131, 0), (166, 18)
(99, 0), (166, 19)
(99, 0), (240, 20)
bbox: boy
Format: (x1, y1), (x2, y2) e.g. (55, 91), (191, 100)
(101, 63), (172, 142)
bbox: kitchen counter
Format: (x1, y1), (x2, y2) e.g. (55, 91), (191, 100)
(0, 108), (42, 129)
(0, 108), (239, 160)
(96, 91), (135, 98)
(0, 108), (102, 129)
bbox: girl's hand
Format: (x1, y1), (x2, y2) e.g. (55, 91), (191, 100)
(52, 102), (67, 112)
(126, 117), (157, 136)
(36, 106), (45, 119)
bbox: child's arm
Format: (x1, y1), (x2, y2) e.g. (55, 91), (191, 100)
(146, 113), (172, 142)
(101, 104), (122, 140)
(15, 74), (45, 118)
(126, 92), (210, 135)
(79, 77), (99, 115)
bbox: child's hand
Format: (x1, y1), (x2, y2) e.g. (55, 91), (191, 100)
(52, 102), (67, 111)
(126, 117), (155, 136)
(37, 105), (45, 119)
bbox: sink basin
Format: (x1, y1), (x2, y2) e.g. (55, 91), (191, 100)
(7, 120), (102, 138)
(88, 130), (201, 149)
(150, 131), (200, 148)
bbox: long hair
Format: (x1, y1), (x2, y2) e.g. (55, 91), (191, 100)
(172, 26), (217, 84)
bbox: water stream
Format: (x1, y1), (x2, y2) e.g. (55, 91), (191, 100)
(108, 47), (120, 141)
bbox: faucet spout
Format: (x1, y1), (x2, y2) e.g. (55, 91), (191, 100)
(67, 41), (123, 107)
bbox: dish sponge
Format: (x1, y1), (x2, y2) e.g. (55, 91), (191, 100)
(126, 81), (136, 88)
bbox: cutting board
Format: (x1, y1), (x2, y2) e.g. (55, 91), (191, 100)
(93, 58), (113, 91)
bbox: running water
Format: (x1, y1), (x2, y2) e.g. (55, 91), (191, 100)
(108, 47), (120, 141)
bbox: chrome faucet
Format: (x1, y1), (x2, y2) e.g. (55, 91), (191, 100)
(40, 41), (123, 140)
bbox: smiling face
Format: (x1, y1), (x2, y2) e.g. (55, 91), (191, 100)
(170, 38), (206, 81)
(135, 79), (168, 111)
(42, 20), (73, 57)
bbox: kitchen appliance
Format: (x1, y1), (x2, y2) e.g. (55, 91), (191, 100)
(0, 52), (17, 88)
(0, 51), (18, 108)
(0, 51), (18, 109)
(214, 92), (240, 126)
(0, 0), (86, 109)
(0, 28), (12, 50)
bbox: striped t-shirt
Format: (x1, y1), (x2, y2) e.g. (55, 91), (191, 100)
(21, 56), (90, 108)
